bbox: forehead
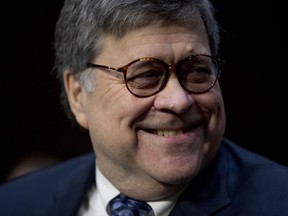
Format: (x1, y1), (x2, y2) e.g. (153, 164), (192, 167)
(97, 17), (209, 65)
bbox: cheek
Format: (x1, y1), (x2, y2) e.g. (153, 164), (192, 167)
(197, 84), (225, 116)
(195, 86), (226, 137)
(210, 86), (226, 128)
(85, 96), (136, 165)
(91, 71), (156, 121)
(85, 89), (155, 149)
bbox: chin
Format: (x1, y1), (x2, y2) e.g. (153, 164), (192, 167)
(156, 165), (199, 185)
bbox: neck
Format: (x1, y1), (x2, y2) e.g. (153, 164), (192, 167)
(99, 165), (189, 201)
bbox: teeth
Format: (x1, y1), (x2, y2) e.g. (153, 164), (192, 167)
(156, 129), (184, 136)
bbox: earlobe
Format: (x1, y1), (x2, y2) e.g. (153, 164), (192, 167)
(63, 70), (89, 129)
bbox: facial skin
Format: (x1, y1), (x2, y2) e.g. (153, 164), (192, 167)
(64, 16), (226, 201)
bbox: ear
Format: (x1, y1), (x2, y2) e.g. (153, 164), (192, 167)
(63, 70), (89, 129)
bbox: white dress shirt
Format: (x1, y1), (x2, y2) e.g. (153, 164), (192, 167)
(78, 162), (181, 216)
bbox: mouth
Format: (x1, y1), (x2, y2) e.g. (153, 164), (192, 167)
(144, 126), (194, 137)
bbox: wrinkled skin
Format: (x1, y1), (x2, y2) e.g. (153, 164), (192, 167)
(64, 17), (226, 201)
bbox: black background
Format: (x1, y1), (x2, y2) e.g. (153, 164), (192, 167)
(2, 1), (287, 182)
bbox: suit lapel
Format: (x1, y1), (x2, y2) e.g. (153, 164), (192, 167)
(52, 153), (96, 216)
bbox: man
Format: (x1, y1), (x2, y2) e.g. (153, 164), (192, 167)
(1, 0), (288, 215)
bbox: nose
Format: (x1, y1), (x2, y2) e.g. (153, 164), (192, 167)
(153, 74), (194, 114)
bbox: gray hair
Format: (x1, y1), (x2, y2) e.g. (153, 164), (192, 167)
(53, 0), (221, 121)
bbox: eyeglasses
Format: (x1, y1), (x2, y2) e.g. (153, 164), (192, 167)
(87, 54), (224, 97)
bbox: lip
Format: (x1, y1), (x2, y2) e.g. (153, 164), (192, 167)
(142, 121), (203, 137)
(144, 127), (193, 137)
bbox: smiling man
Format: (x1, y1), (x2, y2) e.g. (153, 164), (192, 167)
(1, 0), (288, 216)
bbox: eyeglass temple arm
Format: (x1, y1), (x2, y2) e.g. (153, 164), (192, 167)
(87, 63), (125, 72)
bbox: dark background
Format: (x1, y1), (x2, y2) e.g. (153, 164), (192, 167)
(2, 1), (287, 182)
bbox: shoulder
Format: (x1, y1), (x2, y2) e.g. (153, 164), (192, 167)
(221, 138), (288, 174)
(221, 138), (288, 214)
(1, 152), (95, 188)
(221, 138), (288, 185)
(0, 152), (96, 216)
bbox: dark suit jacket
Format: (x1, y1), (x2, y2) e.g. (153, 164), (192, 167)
(1, 138), (288, 216)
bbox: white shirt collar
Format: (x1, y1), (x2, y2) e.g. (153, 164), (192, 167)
(78, 164), (181, 216)
(96, 167), (121, 213)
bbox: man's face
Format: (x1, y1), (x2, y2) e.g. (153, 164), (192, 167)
(65, 20), (226, 194)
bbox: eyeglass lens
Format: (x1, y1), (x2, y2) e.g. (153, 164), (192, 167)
(124, 55), (219, 97)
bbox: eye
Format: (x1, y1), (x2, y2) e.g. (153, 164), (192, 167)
(127, 70), (163, 89)
(125, 60), (166, 89)
(182, 66), (212, 83)
(179, 57), (217, 84)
